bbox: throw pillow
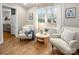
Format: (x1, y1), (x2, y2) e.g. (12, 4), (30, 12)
(24, 31), (28, 37)
(61, 29), (77, 43)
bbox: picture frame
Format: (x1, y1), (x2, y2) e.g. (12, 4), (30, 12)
(65, 7), (76, 18)
(29, 13), (33, 20)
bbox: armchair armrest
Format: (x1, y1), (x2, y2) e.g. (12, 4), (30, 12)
(28, 34), (32, 37)
(69, 40), (79, 49)
(19, 30), (24, 34)
(51, 34), (61, 38)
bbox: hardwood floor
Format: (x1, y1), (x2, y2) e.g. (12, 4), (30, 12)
(0, 32), (79, 55)
(3, 32), (12, 41)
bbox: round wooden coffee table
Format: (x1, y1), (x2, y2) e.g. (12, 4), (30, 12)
(35, 33), (49, 44)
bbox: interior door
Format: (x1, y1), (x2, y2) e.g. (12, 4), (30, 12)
(11, 8), (16, 35)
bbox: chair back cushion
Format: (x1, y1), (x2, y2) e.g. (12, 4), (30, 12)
(22, 25), (34, 32)
(61, 29), (77, 43)
(64, 27), (79, 41)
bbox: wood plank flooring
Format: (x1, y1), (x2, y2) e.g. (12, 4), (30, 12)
(3, 32), (12, 41)
(0, 32), (79, 55)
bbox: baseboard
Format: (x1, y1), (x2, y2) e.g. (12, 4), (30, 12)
(0, 41), (3, 44)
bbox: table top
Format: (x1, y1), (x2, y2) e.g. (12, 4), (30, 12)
(35, 33), (49, 38)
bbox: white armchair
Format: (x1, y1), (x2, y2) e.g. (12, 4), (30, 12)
(17, 25), (34, 40)
(50, 27), (79, 54)
(17, 30), (33, 40)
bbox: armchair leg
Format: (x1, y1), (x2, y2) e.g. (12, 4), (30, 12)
(52, 45), (54, 48)
(52, 47), (56, 54)
(72, 53), (76, 55)
(72, 50), (78, 55)
(51, 45), (56, 54)
(20, 39), (21, 42)
(35, 37), (37, 43)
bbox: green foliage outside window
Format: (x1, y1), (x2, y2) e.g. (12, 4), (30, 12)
(38, 18), (45, 23)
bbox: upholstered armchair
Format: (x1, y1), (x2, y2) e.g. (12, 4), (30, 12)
(17, 25), (35, 40)
(50, 27), (79, 54)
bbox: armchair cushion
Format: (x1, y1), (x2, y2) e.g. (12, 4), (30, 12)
(61, 29), (77, 43)
(50, 38), (71, 54)
(51, 34), (61, 38)
(17, 33), (32, 39)
(24, 30), (35, 39)
(69, 40), (78, 53)
(23, 26), (30, 32)
(24, 30), (32, 36)
(19, 30), (24, 34)
(22, 25), (34, 32)
(69, 40), (79, 49)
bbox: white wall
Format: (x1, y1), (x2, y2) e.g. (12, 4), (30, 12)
(2, 3), (28, 37)
(62, 3), (79, 28)
(26, 7), (37, 25)
(26, 6), (38, 33)
(16, 5), (28, 30)
(3, 8), (11, 24)
(24, 3), (79, 32)
(27, 4), (62, 33)
(0, 4), (3, 44)
(54, 4), (63, 33)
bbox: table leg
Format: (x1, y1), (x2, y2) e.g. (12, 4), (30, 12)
(35, 37), (38, 43)
(44, 37), (48, 44)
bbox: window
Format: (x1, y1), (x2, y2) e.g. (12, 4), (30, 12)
(47, 8), (56, 24)
(37, 8), (45, 23)
(36, 7), (57, 28)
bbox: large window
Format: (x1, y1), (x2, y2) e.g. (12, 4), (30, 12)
(47, 8), (56, 24)
(37, 7), (57, 28)
(37, 8), (45, 23)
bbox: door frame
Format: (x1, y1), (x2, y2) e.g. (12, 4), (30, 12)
(0, 3), (18, 44)
(0, 4), (3, 44)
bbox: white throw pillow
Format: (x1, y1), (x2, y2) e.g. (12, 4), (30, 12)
(61, 29), (77, 43)
(23, 26), (30, 32)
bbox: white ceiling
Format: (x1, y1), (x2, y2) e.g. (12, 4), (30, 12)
(17, 3), (55, 8)
(17, 3), (40, 8)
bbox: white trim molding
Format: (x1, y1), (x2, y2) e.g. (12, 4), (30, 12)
(0, 3), (3, 44)
(0, 40), (3, 44)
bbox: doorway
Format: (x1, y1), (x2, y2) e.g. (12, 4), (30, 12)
(2, 5), (16, 41)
